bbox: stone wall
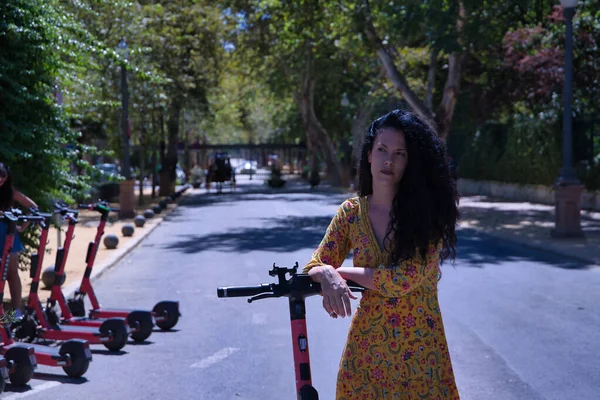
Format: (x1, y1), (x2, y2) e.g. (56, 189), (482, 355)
(457, 179), (600, 211)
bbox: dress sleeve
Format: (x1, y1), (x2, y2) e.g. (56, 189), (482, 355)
(303, 201), (353, 272)
(371, 242), (441, 297)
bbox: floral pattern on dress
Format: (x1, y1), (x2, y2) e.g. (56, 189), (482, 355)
(305, 197), (460, 400)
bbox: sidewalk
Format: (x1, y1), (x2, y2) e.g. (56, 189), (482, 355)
(5, 188), (186, 309)
(459, 195), (600, 266)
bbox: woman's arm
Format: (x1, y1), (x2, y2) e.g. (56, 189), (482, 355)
(336, 267), (376, 290)
(13, 190), (38, 209)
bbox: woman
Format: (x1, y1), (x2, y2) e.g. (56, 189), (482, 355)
(305, 109), (460, 399)
(0, 162), (38, 317)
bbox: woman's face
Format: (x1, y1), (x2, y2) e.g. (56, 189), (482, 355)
(368, 128), (408, 187)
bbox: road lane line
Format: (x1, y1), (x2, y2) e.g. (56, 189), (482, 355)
(251, 312), (267, 325)
(4, 381), (62, 399)
(190, 347), (239, 370)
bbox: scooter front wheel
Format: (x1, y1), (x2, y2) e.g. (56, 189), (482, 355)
(153, 301), (180, 331)
(100, 319), (128, 351)
(5, 347), (35, 386)
(127, 311), (154, 342)
(60, 340), (91, 378)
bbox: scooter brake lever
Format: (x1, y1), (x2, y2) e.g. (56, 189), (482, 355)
(247, 293), (278, 303)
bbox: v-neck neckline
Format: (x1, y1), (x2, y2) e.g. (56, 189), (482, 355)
(360, 196), (386, 260)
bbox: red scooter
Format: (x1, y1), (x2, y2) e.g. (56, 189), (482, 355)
(12, 207), (129, 351)
(8, 209), (92, 377)
(66, 202), (180, 334)
(40, 204), (151, 342)
(217, 263), (363, 400)
(0, 211), (39, 386)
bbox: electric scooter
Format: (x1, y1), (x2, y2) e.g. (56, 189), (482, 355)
(67, 202), (180, 334)
(7, 209), (92, 377)
(40, 204), (151, 342)
(13, 207), (129, 351)
(217, 263), (364, 400)
(0, 211), (39, 385)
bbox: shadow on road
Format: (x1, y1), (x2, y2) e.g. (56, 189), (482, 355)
(456, 228), (591, 270)
(90, 349), (128, 356)
(34, 372), (88, 384)
(164, 215), (333, 254)
(3, 384), (33, 393)
(177, 182), (350, 210)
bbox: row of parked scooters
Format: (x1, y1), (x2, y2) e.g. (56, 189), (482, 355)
(0, 186), (189, 392)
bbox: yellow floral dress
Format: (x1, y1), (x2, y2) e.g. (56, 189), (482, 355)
(305, 197), (460, 400)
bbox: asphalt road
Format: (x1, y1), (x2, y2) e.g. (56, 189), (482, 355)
(4, 181), (599, 399)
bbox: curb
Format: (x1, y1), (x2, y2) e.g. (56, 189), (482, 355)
(62, 195), (188, 298)
(460, 226), (600, 266)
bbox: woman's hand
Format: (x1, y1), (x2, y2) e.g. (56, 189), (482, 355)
(309, 265), (357, 318)
(16, 221), (30, 232)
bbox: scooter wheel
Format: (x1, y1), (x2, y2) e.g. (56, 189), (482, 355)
(60, 340), (91, 378)
(153, 301), (180, 331)
(100, 319), (128, 352)
(0, 357), (7, 393)
(127, 311), (154, 342)
(5, 346), (35, 386)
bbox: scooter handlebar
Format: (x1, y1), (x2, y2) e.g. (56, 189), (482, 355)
(53, 203), (79, 217)
(217, 278), (364, 301)
(217, 284), (274, 298)
(78, 203), (119, 213)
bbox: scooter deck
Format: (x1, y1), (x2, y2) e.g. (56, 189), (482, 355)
(60, 316), (116, 328)
(37, 324), (106, 344)
(28, 343), (70, 366)
(89, 308), (136, 319)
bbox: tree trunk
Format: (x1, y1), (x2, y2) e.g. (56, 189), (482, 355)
(362, 0), (466, 141)
(159, 100), (181, 196)
(151, 149), (157, 199)
(151, 106), (158, 199)
(295, 52), (344, 186)
(351, 102), (376, 163)
(425, 47), (439, 111)
(139, 111), (147, 206)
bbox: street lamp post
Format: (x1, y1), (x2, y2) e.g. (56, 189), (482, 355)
(116, 38), (135, 219)
(552, 0), (583, 238)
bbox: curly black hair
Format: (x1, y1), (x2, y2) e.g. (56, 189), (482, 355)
(357, 109), (459, 265)
(0, 162), (14, 211)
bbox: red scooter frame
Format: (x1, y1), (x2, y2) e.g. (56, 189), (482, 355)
(67, 202), (180, 333)
(0, 211), (38, 386)
(20, 208), (129, 351)
(217, 263), (363, 400)
(9, 209), (92, 378)
(44, 205), (150, 342)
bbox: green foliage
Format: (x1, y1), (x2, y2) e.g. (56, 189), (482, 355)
(460, 114), (562, 186)
(0, 0), (102, 267)
(0, 1), (92, 206)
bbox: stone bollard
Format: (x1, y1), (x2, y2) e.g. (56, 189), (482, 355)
(134, 215), (146, 228)
(143, 209), (155, 219)
(104, 233), (119, 249)
(152, 205), (162, 214)
(42, 266), (66, 289)
(121, 223), (135, 237)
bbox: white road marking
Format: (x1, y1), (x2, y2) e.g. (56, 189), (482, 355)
(4, 381), (61, 399)
(251, 312), (267, 325)
(190, 347), (239, 370)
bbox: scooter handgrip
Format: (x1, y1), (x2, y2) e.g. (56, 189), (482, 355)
(217, 284), (272, 298)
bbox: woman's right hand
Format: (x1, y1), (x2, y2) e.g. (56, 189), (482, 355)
(309, 265), (357, 318)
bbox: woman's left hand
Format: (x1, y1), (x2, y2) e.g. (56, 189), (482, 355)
(16, 221), (30, 232)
